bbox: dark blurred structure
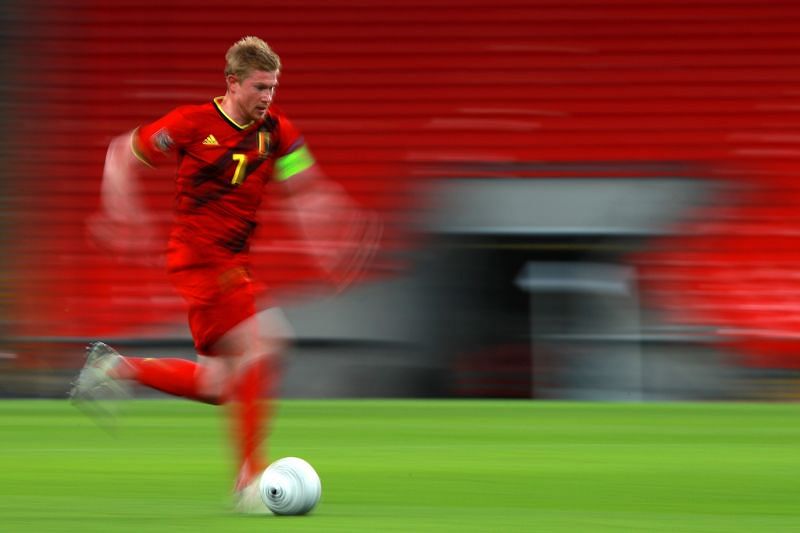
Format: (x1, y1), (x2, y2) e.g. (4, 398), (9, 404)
(4, 1), (800, 399)
(421, 167), (728, 401)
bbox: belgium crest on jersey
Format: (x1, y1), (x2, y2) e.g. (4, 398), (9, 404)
(258, 129), (270, 159)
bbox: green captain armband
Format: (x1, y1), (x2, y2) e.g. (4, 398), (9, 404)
(274, 145), (315, 182)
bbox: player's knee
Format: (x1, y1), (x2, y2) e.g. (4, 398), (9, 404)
(211, 310), (293, 371)
(195, 356), (231, 403)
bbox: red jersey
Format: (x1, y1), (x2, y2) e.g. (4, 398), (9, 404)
(133, 98), (312, 264)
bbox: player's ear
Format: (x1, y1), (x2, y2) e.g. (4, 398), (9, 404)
(226, 74), (240, 91)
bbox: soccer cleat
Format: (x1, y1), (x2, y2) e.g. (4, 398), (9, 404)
(68, 342), (131, 430)
(233, 475), (272, 515)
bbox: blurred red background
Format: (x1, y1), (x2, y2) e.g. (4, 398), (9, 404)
(8, 0), (800, 370)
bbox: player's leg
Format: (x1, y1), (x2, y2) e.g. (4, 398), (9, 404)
(213, 308), (292, 492)
(69, 341), (229, 405)
(112, 351), (228, 404)
(98, 261), (249, 405)
(165, 258), (290, 493)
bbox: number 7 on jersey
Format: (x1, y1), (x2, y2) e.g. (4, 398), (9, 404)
(231, 153), (248, 185)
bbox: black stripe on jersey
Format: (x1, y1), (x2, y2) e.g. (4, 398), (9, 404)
(263, 114), (278, 132)
(217, 220), (257, 254)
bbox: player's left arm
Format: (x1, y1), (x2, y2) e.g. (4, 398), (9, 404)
(274, 137), (381, 292)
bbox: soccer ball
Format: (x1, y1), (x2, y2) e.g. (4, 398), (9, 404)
(259, 457), (322, 515)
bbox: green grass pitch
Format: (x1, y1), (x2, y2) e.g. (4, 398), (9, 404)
(2, 399), (800, 532)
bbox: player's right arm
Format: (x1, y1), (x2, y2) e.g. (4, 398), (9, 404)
(88, 109), (189, 255)
(100, 130), (153, 222)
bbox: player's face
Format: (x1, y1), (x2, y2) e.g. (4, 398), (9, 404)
(232, 70), (279, 122)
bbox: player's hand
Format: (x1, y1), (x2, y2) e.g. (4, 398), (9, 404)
(318, 209), (383, 293)
(85, 211), (165, 267)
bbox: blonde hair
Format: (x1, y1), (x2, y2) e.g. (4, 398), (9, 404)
(225, 36), (281, 80)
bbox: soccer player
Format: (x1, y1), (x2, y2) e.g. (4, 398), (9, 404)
(69, 36), (378, 513)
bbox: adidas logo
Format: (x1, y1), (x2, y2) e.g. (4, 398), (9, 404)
(202, 134), (219, 145)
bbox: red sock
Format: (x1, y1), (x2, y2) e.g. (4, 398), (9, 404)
(119, 357), (223, 405)
(231, 357), (277, 489)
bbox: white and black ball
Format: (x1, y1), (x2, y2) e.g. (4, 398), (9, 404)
(259, 457), (322, 515)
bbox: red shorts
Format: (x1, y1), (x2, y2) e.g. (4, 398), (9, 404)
(167, 257), (256, 356)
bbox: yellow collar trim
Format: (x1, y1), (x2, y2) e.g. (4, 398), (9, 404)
(213, 96), (254, 130)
